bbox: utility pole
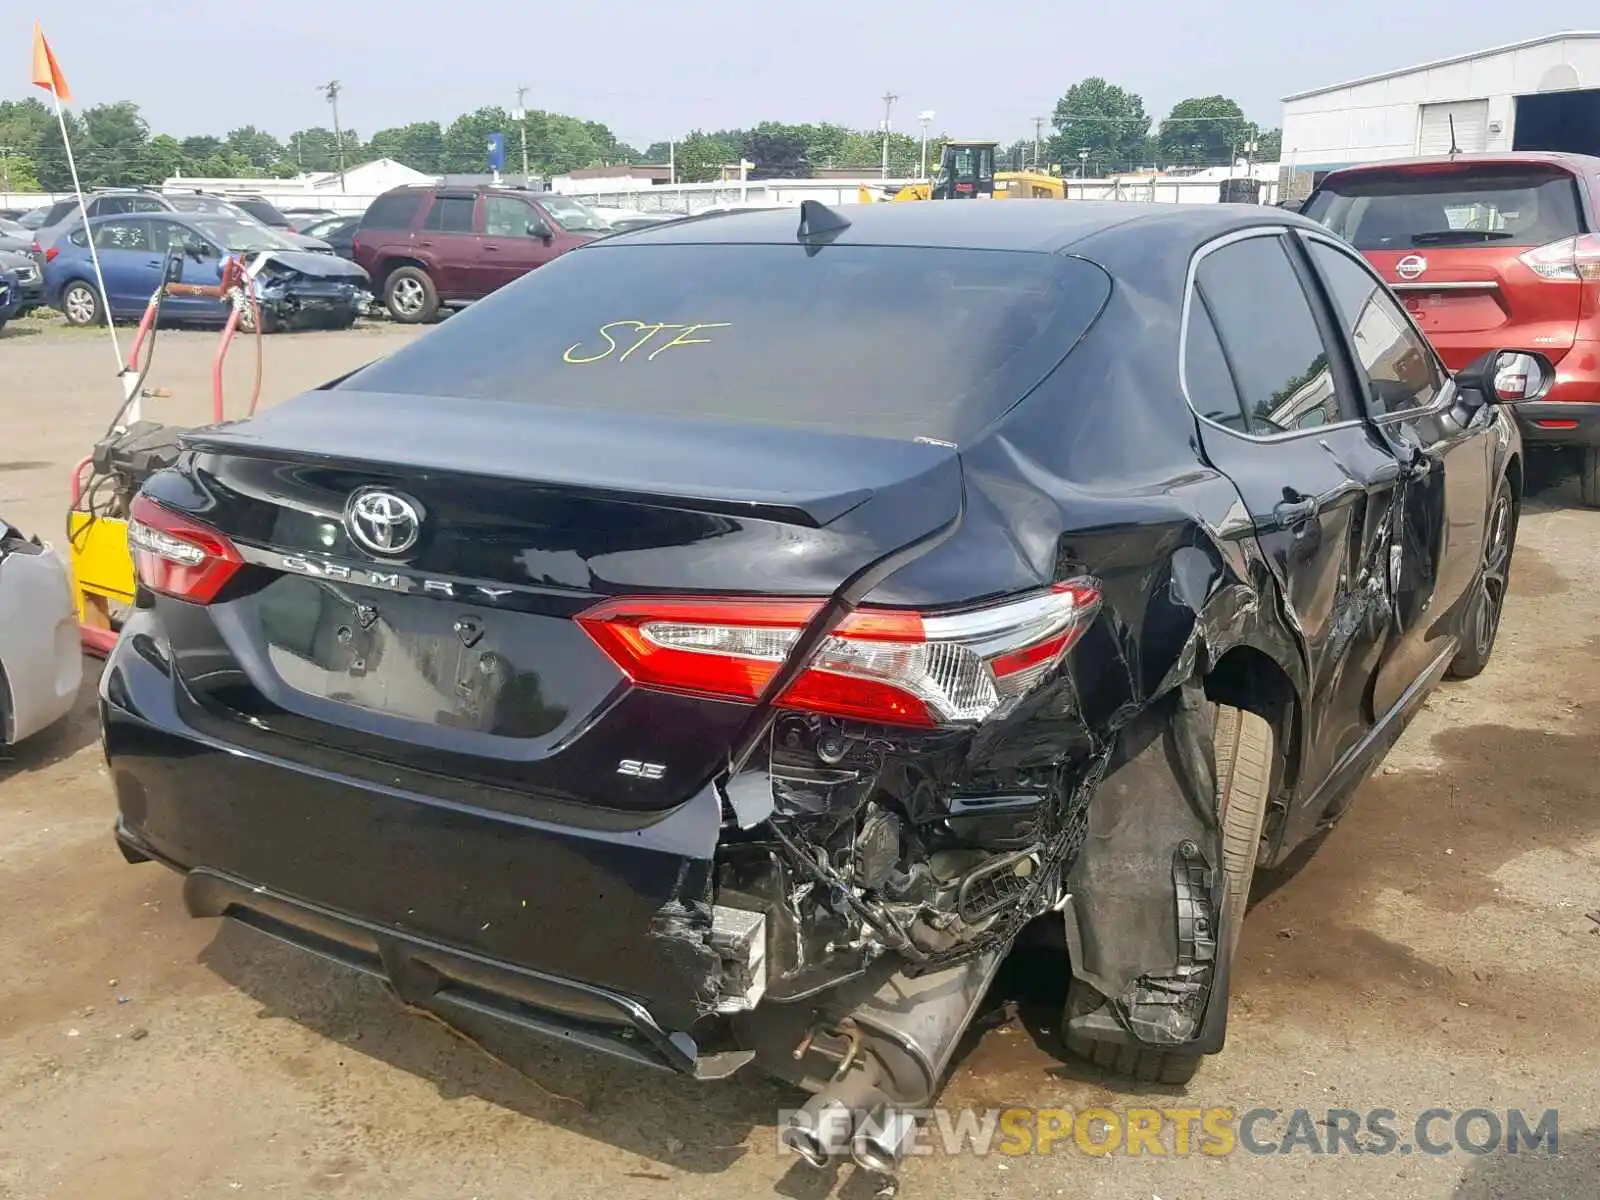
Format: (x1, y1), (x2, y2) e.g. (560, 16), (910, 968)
(668, 140), (676, 185)
(918, 110), (935, 180)
(880, 92), (898, 180)
(514, 86), (530, 180)
(318, 80), (345, 192)
(1032, 116), (1048, 171)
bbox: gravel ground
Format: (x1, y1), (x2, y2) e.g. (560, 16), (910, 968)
(1, 315), (1596, 1200)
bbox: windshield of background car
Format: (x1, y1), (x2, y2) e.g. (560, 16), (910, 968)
(341, 243), (1112, 442)
(537, 196), (609, 233)
(1304, 166), (1586, 250)
(189, 218), (299, 252)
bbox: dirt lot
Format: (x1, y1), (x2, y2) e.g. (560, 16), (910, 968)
(1, 316), (1597, 1200)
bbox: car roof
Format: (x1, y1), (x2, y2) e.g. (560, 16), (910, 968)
(596, 199), (1307, 255)
(1321, 151), (1600, 179)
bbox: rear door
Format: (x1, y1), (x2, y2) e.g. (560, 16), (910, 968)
(1303, 162), (1588, 370)
(89, 216), (159, 313)
(476, 193), (556, 291)
(1300, 231), (1490, 718)
(414, 192), (478, 299)
(1183, 229), (1411, 792)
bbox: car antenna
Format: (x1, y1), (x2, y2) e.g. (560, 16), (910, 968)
(1448, 114), (1460, 158)
(796, 199), (851, 242)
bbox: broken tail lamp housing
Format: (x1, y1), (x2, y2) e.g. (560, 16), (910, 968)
(576, 582), (1102, 729)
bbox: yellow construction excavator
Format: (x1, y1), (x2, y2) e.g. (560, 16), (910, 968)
(858, 140), (1066, 203)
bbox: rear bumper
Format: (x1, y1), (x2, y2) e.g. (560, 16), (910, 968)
(1510, 400), (1600, 446)
(0, 542), (83, 744)
(114, 823), (746, 1076)
(100, 613), (752, 1073)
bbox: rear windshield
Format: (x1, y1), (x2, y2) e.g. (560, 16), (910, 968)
(1304, 167), (1585, 250)
(340, 243), (1111, 442)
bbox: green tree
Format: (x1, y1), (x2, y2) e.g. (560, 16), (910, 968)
(1050, 78), (1150, 175)
(0, 153), (41, 192)
(1159, 96), (1249, 166)
(33, 108), (86, 191)
(286, 126), (362, 174)
(672, 130), (736, 183)
(641, 140), (672, 164)
(226, 126), (286, 172)
(741, 122), (811, 178)
(0, 98), (53, 169)
(1256, 127), (1283, 161)
(367, 121), (444, 173)
(440, 107), (511, 173)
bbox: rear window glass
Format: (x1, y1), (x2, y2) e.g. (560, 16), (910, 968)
(341, 243), (1111, 443)
(424, 196), (476, 233)
(1304, 168), (1584, 250)
(361, 191), (426, 230)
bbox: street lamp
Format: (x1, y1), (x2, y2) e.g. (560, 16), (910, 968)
(1078, 148), (1090, 179)
(918, 110), (935, 180)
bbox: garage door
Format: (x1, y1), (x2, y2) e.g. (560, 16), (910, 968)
(1418, 100), (1490, 155)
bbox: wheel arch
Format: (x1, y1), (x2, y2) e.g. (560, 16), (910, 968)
(1202, 642), (1300, 859)
(374, 256), (428, 291)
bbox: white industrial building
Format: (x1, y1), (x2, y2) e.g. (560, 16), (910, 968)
(1278, 31), (1600, 198)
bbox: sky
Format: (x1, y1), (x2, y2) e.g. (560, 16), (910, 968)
(12, 1), (1598, 150)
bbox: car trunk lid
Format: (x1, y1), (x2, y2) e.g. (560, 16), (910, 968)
(162, 390), (963, 815)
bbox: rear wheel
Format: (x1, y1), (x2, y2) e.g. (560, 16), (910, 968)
(1446, 476), (1516, 680)
(1580, 447), (1600, 509)
(1063, 703), (1273, 1085)
(61, 281), (100, 327)
(384, 267), (438, 324)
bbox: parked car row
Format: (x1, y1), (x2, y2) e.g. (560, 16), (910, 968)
(46, 212), (371, 333)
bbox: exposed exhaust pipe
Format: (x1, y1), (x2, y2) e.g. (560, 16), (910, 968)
(779, 1066), (885, 1167)
(774, 948), (1008, 1173)
(851, 1101), (920, 1174)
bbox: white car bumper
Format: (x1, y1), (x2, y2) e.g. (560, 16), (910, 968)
(0, 539), (83, 745)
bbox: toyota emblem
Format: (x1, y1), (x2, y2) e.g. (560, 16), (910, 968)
(1396, 254), (1428, 281)
(344, 488), (423, 557)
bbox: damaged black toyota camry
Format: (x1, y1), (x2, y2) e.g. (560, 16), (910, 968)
(102, 199), (1535, 1173)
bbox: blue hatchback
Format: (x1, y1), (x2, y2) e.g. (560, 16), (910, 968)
(45, 211), (370, 331)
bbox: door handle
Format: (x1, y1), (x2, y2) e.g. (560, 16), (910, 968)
(1273, 496), (1320, 529)
(483, 244), (500, 252)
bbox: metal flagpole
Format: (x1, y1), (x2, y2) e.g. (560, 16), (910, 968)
(43, 76), (129, 416)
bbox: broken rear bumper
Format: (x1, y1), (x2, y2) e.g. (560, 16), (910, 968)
(114, 824), (754, 1078)
(100, 617), (755, 1076)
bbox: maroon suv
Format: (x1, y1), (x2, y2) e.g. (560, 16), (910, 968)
(1305, 152), (1600, 506)
(352, 185), (607, 324)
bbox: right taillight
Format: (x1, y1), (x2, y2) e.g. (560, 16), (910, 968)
(127, 494), (244, 604)
(576, 581), (1102, 729)
(1519, 233), (1600, 282)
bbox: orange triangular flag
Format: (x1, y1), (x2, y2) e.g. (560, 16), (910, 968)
(31, 21), (72, 105)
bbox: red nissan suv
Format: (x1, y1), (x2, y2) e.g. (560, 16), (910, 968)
(352, 185), (605, 325)
(1305, 152), (1600, 505)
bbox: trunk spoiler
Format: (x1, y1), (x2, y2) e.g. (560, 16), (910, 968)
(181, 390), (963, 529)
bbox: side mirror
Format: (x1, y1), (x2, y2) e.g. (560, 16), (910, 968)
(1454, 349), (1555, 404)
(163, 245), (186, 284)
(527, 221), (553, 242)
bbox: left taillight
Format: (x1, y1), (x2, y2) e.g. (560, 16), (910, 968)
(1519, 233), (1600, 282)
(127, 494), (243, 604)
(576, 580), (1102, 730)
